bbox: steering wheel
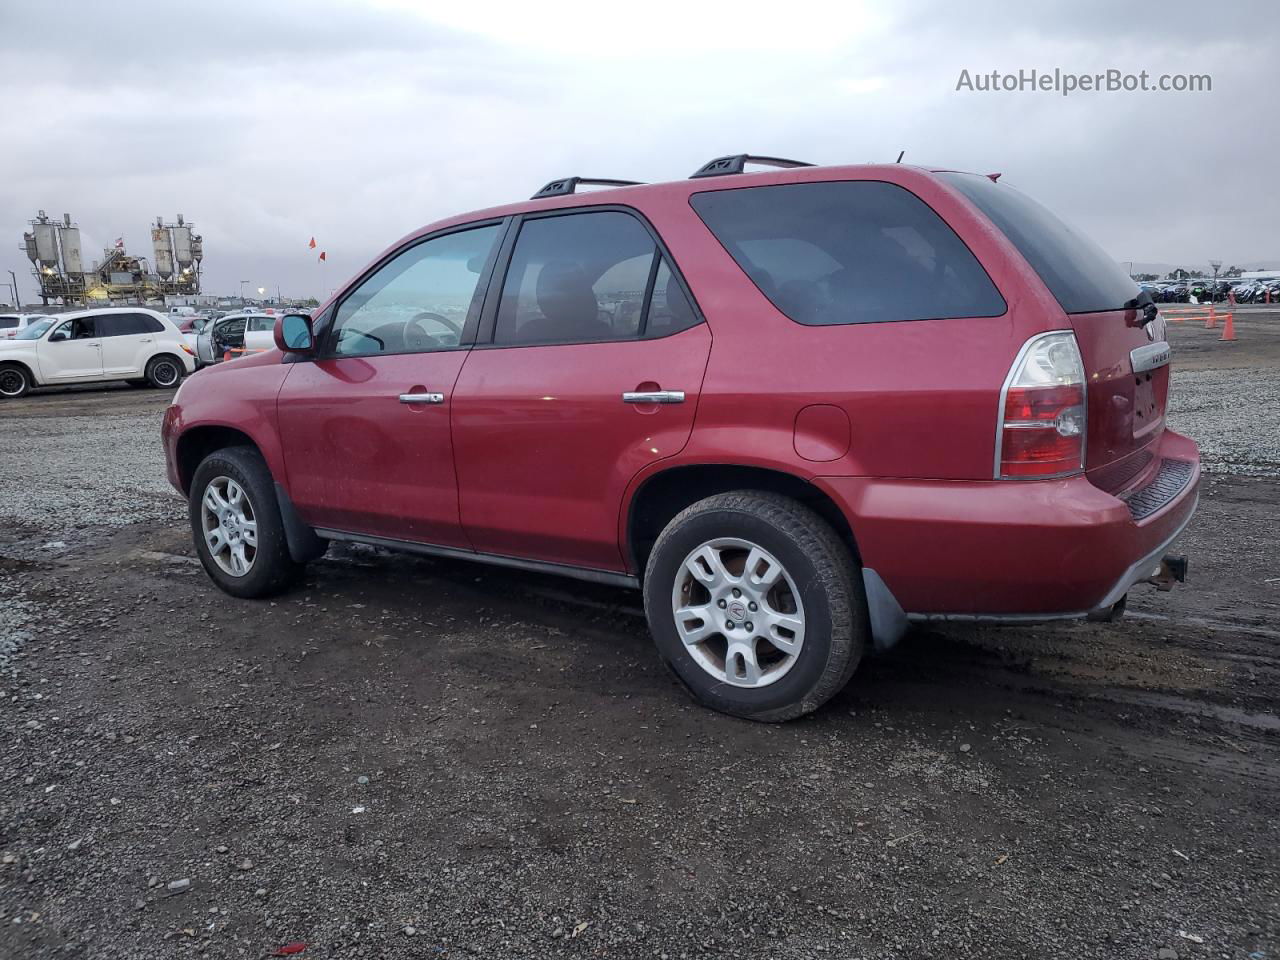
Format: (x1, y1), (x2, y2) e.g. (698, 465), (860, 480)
(404, 312), (461, 351)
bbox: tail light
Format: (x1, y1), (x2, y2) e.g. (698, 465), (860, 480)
(996, 331), (1086, 479)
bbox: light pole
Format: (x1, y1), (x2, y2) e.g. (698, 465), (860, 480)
(7, 270), (19, 308)
(1209, 259), (1222, 303)
(239, 280), (249, 304)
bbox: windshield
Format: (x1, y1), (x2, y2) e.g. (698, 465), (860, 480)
(15, 318), (55, 340)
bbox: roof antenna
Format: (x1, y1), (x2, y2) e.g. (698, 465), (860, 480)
(895, 150), (905, 163)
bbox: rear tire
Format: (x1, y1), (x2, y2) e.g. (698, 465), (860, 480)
(145, 354), (184, 389)
(190, 446), (302, 598)
(643, 491), (867, 722)
(0, 364), (31, 399)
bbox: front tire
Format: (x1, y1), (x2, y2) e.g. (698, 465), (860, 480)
(145, 354), (184, 389)
(0, 364), (31, 399)
(644, 491), (867, 722)
(189, 446), (302, 598)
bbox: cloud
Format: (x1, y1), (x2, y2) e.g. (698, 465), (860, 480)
(2, 0), (1276, 304)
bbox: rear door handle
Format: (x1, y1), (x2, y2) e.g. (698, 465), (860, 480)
(622, 390), (685, 404)
(399, 392), (445, 404)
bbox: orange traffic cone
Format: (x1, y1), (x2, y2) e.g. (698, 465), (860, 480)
(1219, 312), (1237, 342)
(1204, 310), (1217, 329)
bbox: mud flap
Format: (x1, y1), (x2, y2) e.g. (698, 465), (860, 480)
(274, 483), (327, 563)
(862, 568), (909, 652)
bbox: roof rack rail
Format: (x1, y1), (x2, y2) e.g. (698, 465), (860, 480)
(689, 154), (814, 179)
(531, 177), (644, 200)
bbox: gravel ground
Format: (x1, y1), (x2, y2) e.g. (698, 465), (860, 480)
(1, 328), (1277, 959)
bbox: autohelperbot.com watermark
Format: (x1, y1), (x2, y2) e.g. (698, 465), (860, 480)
(956, 68), (1211, 96)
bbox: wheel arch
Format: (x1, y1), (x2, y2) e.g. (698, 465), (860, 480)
(0, 357), (39, 389)
(174, 425), (261, 495)
(625, 463), (862, 578)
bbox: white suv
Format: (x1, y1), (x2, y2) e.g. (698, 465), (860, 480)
(0, 308), (197, 399)
(0, 313), (46, 340)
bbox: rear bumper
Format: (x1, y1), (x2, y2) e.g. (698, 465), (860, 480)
(816, 429), (1200, 618)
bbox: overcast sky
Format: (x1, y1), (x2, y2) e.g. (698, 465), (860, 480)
(2, 0), (1277, 303)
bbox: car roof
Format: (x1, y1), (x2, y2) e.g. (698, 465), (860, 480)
(53, 306), (171, 321)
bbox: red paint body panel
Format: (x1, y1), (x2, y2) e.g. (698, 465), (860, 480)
(815, 428), (1199, 614)
(452, 325), (712, 570)
(162, 162), (1200, 620)
(275, 353), (471, 546)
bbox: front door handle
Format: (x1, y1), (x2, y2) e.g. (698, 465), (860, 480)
(399, 392), (445, 404)
(622, 390), (685, 404)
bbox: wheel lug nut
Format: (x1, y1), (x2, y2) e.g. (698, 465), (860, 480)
(732, 588), (741, 598)
(745, 622), (754, 632)
(725, 621), (735, 630)
(717, 599), (727, 609)
(748, 601), (758, 611)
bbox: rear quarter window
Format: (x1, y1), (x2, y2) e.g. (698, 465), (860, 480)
(690, 180), (1006, 326)
(939, 172), (1139, 314)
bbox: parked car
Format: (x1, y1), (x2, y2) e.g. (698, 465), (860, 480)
(163, 156), (1199, 721)
(0, 313), (48, 340)
(0, 308), (196, 398)
(194, 312), (280, 366)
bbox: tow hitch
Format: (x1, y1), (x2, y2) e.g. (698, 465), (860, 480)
(1144, 553), (1188, 592)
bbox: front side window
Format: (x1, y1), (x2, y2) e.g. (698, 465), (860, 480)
(331, 224), (500, 358)
(494, 211), (672, 346)
(50, 318), (96, 341)
(690, 180), (1006, 326)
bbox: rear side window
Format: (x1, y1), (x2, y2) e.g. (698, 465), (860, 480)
(690, 181), (1005, 326)
(97, 313), (165, 336)
(494, 211), (699, 346)
(939, 172), (1138, 314)
(0, 317), (18, 329)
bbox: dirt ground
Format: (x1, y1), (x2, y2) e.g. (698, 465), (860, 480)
(1, 313), (1277, 959)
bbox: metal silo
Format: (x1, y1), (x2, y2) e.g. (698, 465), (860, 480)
(173, 225), (193, 269)
(59, 215), (83, 275)
(152, 219), (174, 278)
(34, 219), (59, 267)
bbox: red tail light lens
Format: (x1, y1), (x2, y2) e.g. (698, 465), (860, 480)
(996, 332), (1086, 479)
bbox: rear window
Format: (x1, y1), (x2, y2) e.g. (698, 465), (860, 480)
(0, 316), (18, 329)
(690, 180), (1005, 326)
(939, 172), (1139, 314)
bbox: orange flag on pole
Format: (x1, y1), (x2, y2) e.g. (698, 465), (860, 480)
(318, 251), (326, 262)
(308, 237), (316, 249)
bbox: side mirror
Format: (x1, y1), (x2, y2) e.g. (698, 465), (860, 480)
(49, 329), (70, 342)
(275, 313), (315, 354)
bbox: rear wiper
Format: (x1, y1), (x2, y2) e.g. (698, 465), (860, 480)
(1124, 289), (1160, 327)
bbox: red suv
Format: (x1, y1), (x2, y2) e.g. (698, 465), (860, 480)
(163, 155), (1199, 721)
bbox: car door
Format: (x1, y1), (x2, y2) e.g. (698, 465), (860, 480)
(277, 221), (504, 546)
(452, 208), (711, 572)
(96, 312), (153, 376)
(38, 317), (103, 380)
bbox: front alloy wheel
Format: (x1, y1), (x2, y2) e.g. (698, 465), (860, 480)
(200, 476), (258, 577)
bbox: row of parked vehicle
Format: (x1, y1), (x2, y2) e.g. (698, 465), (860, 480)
(1138, 279), (1280, 304)
(0, 306), (283, 398)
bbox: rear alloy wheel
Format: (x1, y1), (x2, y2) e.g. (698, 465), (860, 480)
(644, 491), (867, 722)
(146, 355), (183, 389)
(0, 365), (31, 399)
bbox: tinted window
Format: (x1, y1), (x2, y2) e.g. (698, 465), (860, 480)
(494, 212), (660, 345)
(0, 317), (17, 329)
(645, 259), (699, 338)
(332, 224), (499, 358)
(96, 313), (164, 336)
(939, 172), (1138, 314)
(691, 181), (1006, 326)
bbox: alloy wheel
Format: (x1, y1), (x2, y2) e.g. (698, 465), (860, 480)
(200, 476), (258, 577)
(670, 537), (806, 688)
